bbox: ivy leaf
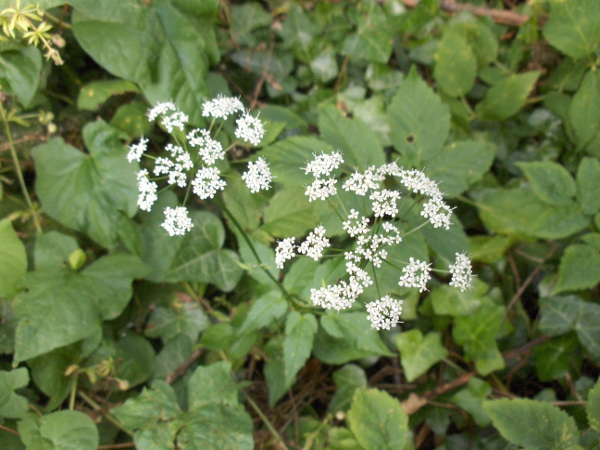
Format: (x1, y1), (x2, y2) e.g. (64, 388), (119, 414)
(395, 330), (448, 382)
(32, 120), (138, 249)
(476, 72), (540, 121)
(483, 398), (583, 450)
(347, 388), (410, 450)
(18, 411), (99, 450)
(516, 161), (577, 206)
(450, 378), (492, 427)
(0, 219), (27, 299)
(430, 284), (485, 317)
(0, 368), (29, 419)
(329, 364), (367, 415)
(284, 312), (318, 387)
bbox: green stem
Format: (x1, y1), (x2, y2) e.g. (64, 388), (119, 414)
(402, 220), (429, 238)
(243, 392), (289, 450)
(372, 261), (382, 299)
(0, 102), (42, 233)
(302, 414), (332, 450)
(69, 375), (78, 411)
(78, 391), (134, 437)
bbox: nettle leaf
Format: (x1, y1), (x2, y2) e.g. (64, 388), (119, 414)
(0, 368), (29, 419)
(450, 378), (492, 427)
(388, 67), (450, 165)
(18, 410), (99, 450)
(347, 388), (410, 450)
(32, 120), (138, 249)
(553, 244), (600, 294)
(483, 398), (583, 450)
(516, 161), (576, 206)
(261, 188), (319, 238)
(0, 46), (42, 108)
(0, 219), (27, 299)
(543, 0), (600, 60)
(433, 30), (477, 97)
(395, 330), (447, 382)
(568, 71), (600, 147)
(576, 157), (600, 215)
(238, 290), (287, 334)
(284, 312), (318, 387)
(476, 71), (540, 121)
(587, 378), (600, 433)
(72, 0), (214, 124)
(329, 364), (367, 415)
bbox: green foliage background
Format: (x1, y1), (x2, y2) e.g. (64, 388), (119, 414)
(1, 0), (600, 448)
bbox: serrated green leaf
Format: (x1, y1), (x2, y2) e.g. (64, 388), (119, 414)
(476, 72), (540, 121)
(329, 364), (367, 415)
(0, 368), (29, 419)
(396, 330), (447, 382)
(261, 188), (319, 238)
(553, 244), (600, 294)
(516, 161), (576, 206)
(77, 80), (140, 110)
(0, 46), (42, 108)
(576, 157), (600, 215)
(568, 71), (600, 147)
(483, 398), (583, 450)
(450, 378), (492, 427)
(0, 219), (26, 299)
(388, 67), (450, 166)
(284, 312), (318, 387)
(238, 290), (287, 334)
(222, 174), (262, 232)
(543, 0), (600, 60)
(347, 388), (409, 450)
(434, 31), (477, 97)
(18, 410), (99, 450)
(188, 361), (239, 409)
(264, 337), (287, 407)
(469, 235), (512, 264)
(32, 120), (138, 248)
(533, 333), (580, 382)
(587, 378), (600, 433)
(451, 21), (498, 68)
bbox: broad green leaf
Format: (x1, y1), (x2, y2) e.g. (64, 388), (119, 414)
(476, 71), (540, 121)
(450, 378), (492, 427)
(152, 334), (192, 380)
(0, 298), (17, 353)
(110, 100), (152, 138)
(516, 161), (576, 206)
(451, 21), (498, 68)
(145, 304), (208, 343)
(133, 423), (181, 450)
(329, 364), (367, 415)
(229, 2), (271, 47)
(430, 284), (485, 317)
(0, 46), (42, 107)
(426, 141), (496, 196)
(452, 300), (505, 375)
(543, 0), (600, 60)
(233, 228), (279, 286)
(469, 235), (512, 264)
(32, 120), (138, 248)
(341, 1), (393, 63)
(279, 6), (318, 62)
(587, 378), (600, 432)
(18, 410), (99, 450)
(479, 187), (588, 239)
(483, 398), (583, 450)
(576, 157), (600, 215)
(187, 361), (239, 409)
(533, 334), (580, 382)
(395, 330), (448, 382)
(434, 31), (476, 97)
(33, 231), (79, 271)
(0, 368), (29, 419)
(347, 388), (409, 450)
(568, 71), (600, 146)
(0, 219), (26, 299)
(318, 104), (385, 169)
(311, 49), (339, 83)
(388, 67), (450, 165)
(553, 244), (600, 294)
(222, 174), (262, 232)
(284, 312), (318, 387)
(238, 290), (287, 334)
(264, 337), (287, 407)
(77, 80), (141, 110)
(115, 332), (157, 388)
(261, 188), (319, 238)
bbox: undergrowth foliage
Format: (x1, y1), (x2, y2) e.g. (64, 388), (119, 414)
(1, 0), (600, 449)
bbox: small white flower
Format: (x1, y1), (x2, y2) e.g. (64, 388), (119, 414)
(400, 168), (441, 198)
(366, 295), (403, 330)
(192, 166), (226, 200)
(161, 206), (194, 236)
(153, 144), (192, 188)
(398, 257), (432, 292)
(377, 161), (402, 177)
(202, 95), (244, 120)
(298, 225), (330, 261)
(242, 157), (273, 193)
(127, 137), (148, 163)
(148, 102), (176, 121)
(305, 178), (337, 202)
(304, 151), (344, 178)
(342, 210), (369, 237)
(370, 189), (400, 218)
(310, 277), (363, 311)
(275, 237), (296, 269)
(187, 128), (225, 166)
(449, 252), (474, 292)
(136, 169), (158, 212)
(421, 195), (453, 230)
(235, 110), (265, 146)
(342, 166), (383, 196)
(147, 102), (188, 133)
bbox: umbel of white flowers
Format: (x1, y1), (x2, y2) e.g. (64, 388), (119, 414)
(275, 151), (474, 330)
(127, 98), (271, 236)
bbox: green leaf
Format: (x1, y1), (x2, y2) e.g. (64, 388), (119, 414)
(284, 312), (318, 387)
(483, 398), (583, 450)
(278, 6), (318, 61)
(318, 104), (385, 169)
(261, 188), (319, 238)
(396, 330), (448, 382)
(18, 410), (99, 450)
(221, 174), (262, 232)
(77, 80), (141, 110)
(450, 378), (492, 427)
(434, 31), (477, 97)
(0, 298), (17, 354)
(568, 71), (600, 146)
(329, 364), (367, 415)
(476, 71), (540, 121)
(516, 161), (576, 206)
(32, 120), (138, 248)
(576, 157), (600, 215)
(587, 378), (600, 433)
(553, 244), (600, 294)
(0, 368), (29, 419)
(347, 388), (410, 450)
(425, 141), (496, 196)
(543, 0), (600, 60)
(451, 21), (498, 68)
(311, 49), (339, 83)
(0, 219), (26, 299)
(264, 337), (287, 407)
(238, 290), (287, 334)
(469, 235), (513, 264)
(110, 100), (152, 138)
(0, 46), (42, 108)
(341, 1), (393, 63)
(388, 67), (450, 165)
(430, 284), (485, 317)
(145, 304), (208, 343)
(115, 332), (156, 388)
(187, 361), (239, 409)
(533, 334), (580, 382)
(152, 334), (192, 380)
(229, 2), (272, 47)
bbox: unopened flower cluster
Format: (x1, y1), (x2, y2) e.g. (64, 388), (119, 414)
(127, 97), (270, 236)
(276, 151), (473, 330)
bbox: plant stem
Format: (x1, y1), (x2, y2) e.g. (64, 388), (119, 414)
(69, 375), (78, 410)
(0, 102), (42, 233)
(78, 391), (134, 437)
(243, 391), (289, 450)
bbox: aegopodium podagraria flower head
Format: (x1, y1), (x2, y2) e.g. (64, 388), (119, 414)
(127, 98), (270, 236)
(278, 151), (474, 330)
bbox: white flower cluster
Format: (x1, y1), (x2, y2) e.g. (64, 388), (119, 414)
(127, 97), (271, 236)
(274, 225), (330, 270)
(304, 151), (343, 202)
(366, 296), (404, 331)
(398, 257), (432, 292)
(449, 252), (474, 292)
